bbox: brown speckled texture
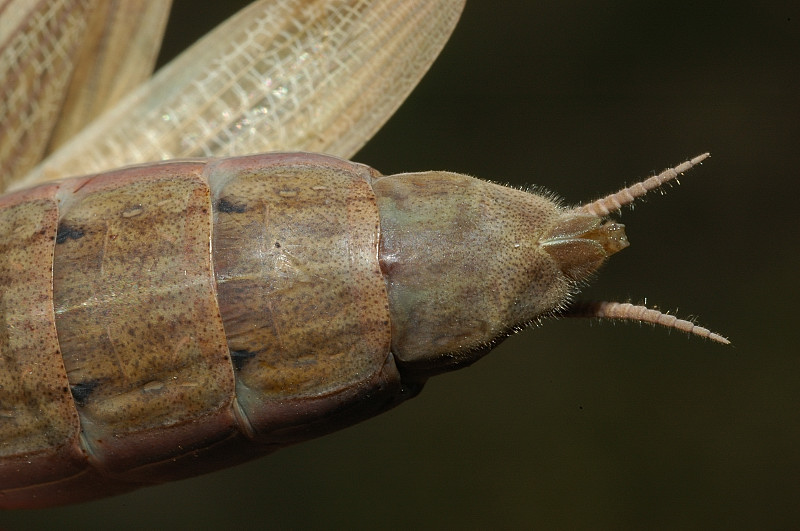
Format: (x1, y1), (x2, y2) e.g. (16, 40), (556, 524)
(0, 186), (86, 495)
(0, 154), (607, 508)
(0, 154), (404, 508)
(207, 153), (398, 439)
(374, 172), (572, 374)
(42, 162), (241, 499)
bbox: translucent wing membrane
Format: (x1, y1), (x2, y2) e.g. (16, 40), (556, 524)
(11, 0), (466, 190)
(0, 0), (172, 191)
(1, 0), (94, 190)
(42, 2), (173, 155)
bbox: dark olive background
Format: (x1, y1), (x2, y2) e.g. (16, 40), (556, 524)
(4, 1), (797, 529)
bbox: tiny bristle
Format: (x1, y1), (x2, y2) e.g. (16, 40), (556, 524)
(563, 300), (730, 345)
(580, 153), (710, 217)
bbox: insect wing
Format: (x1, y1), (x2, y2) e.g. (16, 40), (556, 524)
(0, 0), (172, 191)
(10, 0), (466, 190)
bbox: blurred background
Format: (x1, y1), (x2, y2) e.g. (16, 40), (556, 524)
(3, 1), (797, 529)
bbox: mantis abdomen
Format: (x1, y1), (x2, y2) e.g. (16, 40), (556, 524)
(0, 151), (723, 508)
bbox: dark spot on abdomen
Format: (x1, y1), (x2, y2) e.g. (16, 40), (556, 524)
(230, 350), (257, 371)
(70, 380), (99, 407)
(56, 224), (85, 244)
(216, 198), (247, 214)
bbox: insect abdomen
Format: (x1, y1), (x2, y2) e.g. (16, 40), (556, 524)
(0, 151), (702, 508)
(0, 153), (406, 508)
